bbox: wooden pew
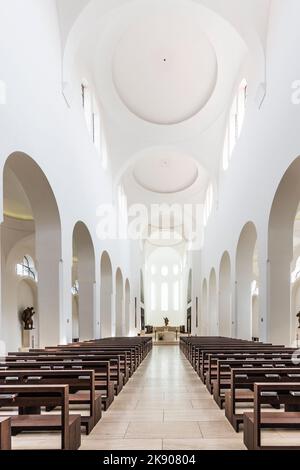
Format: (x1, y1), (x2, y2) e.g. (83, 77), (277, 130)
(80, 336), (152, 360)
(19, 349), (131, 384)
(243, 383), (300, 450)
(180, 337), (258, 366)
(203, 348), (294, 387)
(0, 385), (81, 450)
(0, 359), (114, 411)
(0, 417), (11, 450)
(6, 354), (124, 396)
(77, 345), (139, 373)
(0, 369), (100, 434)
(43, 345), (137, 376)
(210, 353), (295, 405)
(29, 337), (150, 387)
(225, 367), (300, 431)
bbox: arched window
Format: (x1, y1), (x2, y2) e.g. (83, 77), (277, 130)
(16, 255), (37, 281)
(223, 79), (248, 171)
(203, 183), (214, 227)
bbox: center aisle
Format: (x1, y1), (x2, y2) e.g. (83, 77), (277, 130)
(80, 345), (245, 450)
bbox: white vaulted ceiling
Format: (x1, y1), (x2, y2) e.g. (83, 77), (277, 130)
(3, 168), (33, 220)
(57, 0), (271, 239)
(133, 152), (199, 194)
(112, 12), (218, 125)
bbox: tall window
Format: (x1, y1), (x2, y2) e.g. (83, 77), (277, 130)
(81, 81), (105, 166)
(291, 257), (300, 283)
(0, 80), (6, 105)
(118, 185), (128, 235)
(161, 283), (169, 311)
(161, 266), (168, 277)
(203, 183), (214, 227)
(251, 280), (259, 296)
(82, 81), (93, 136)
(16, 256), (37, 281)
(71, 280), (79, 296)
(150, 282), (156, 311)
(81, 83), (85, 108)
(93, 110), (100, 151)
(173, 281), (179, 311)
(223, 79), (248, 171)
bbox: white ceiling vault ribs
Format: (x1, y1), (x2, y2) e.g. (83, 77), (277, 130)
(56, 0), (271, 241)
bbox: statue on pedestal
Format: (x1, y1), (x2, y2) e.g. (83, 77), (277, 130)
(296, 311), (300, 329)
(21, 307), (35, 330)
(163, 317), (169, 328)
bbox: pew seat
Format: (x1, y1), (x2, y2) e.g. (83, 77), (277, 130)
(243, 382), (300, 450)
(0, 384), (81, 450)
(244, 412), (300, 450)
(10, 414), (81, 450)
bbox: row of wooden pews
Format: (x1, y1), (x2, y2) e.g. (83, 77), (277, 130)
(0, 336), (152, 450)
(181, 336), (300, 450)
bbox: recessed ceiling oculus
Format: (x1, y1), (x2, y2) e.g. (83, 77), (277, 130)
(112, 12), (218, 125)
(133, 153), (199, 194)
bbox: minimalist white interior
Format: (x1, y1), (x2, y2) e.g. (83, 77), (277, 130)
(1, 0), (300, 353)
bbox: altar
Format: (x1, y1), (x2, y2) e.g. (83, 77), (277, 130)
(145, 326), (185, 345)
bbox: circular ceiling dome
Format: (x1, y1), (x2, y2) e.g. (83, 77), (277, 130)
(112, 12), (218, 125)
(133, 153), (198, 193)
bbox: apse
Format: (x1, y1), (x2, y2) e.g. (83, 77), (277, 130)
(144, 246), (186, 327)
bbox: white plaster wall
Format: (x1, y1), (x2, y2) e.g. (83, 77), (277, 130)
(199, 0), (300, 345)
(0, 0), (137, 349)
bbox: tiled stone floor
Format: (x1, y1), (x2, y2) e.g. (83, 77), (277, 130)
(78, 346), (245, 450)
(11, 346), (300, 450)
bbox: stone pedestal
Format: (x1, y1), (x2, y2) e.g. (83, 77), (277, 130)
(21, 329), (36, 350)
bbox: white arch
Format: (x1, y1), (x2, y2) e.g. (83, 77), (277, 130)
(72, 221), (95, 341)
(219, 251), (231, 337)
(125, 279), (131, 336)
(115, 267), (124, 336)
(100, 251), (113, 338)
(2, 152), (61, 348)
(208, 269), (218, 335)
(201, 279), (208, 335)
(268, 156), (300, 345)
(235, 222), (258, 340)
